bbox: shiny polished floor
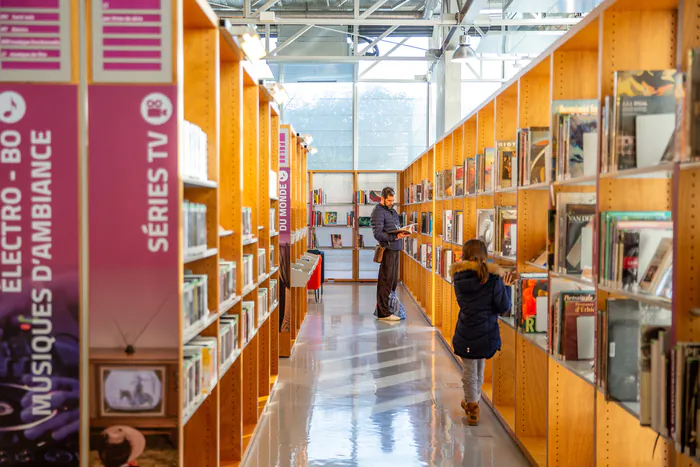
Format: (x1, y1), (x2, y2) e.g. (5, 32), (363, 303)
(243, 284), (529, 467)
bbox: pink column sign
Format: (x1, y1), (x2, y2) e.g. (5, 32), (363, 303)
(0, 83), (80, 461)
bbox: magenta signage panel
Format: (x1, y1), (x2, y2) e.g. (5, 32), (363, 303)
(279, 167), (291, 244)
(0, 0), (73, 82)
(279, 127), (291, 244)
(0, 84), (80, 460)
(88, 85), (179, 349)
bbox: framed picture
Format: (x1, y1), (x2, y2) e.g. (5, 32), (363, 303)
(99, 365), (166, 417)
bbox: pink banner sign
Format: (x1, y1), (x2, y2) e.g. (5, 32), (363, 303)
(279, 168), (291, 244)
(0, 84), (80, 461)
(88, 85), (179, 349)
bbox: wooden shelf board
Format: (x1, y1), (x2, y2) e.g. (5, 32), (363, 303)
(219, 230), (234, 237)
(597, 285), (672, 309)
(494, 404), (516, 430)
(599, 162), (674, 180)
(520, 436), (547, 466)
(184, 247), (218, 264)
(549, 271), (596, 288)
(553, 175), (597, 186)
(242, 237), (259, 246)
(183, 177), (218, 188)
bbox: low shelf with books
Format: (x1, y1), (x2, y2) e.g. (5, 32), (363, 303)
(397, 0), (700, 464)
(309, 170), (401, 281)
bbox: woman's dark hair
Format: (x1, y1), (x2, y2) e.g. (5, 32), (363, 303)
(98, 434), (132, 467)
(381, 187), (395, 198)
(462, 238), (489, 284)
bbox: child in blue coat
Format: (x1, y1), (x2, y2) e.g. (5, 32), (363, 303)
(449, 239), (514, 425)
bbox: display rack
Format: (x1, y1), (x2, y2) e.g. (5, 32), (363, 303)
(308, 170), (400, 281)
(81, 1), (308, 465)
(400, 1), (700, 466)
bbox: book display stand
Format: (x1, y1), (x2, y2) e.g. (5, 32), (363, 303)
(308, 170), (400, 281)
(400, 1), (700, 466)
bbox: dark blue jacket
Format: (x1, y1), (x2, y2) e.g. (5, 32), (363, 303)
(449, 260), (512, 359)
(371, 203), (402, 251)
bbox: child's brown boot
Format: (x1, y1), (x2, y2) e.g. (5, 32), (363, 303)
(461, 400), (480, 426)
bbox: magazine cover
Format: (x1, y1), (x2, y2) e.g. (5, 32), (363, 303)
(567, 114), (598, 178)
(528, 128), (550, 184)
(497, 141), (516, 189)
(483, 148), (495, 192)
(477, 209), (496, 252)
(465, 158), (476, 194)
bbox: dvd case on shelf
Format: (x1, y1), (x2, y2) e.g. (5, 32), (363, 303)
(183, 200), (208, 256)
(270, 244), (276, 269)
(257, 248), (266, 277)
(220, 314), (239, 361)
(270, 279), (279, 306)
(219, 261), (236, 303)
(183, 273), (208, 331)
(187, 337), (218, 393)
(258, 288), (269, 322)
(242, 254), (254, 288)
(242, 301), (255, 343)
(182, 120), (208, 181)
(242, 207), (253, 239)
(183, 347), (203, 418)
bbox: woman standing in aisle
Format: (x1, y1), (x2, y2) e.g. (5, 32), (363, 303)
(449, 239), (514, 425)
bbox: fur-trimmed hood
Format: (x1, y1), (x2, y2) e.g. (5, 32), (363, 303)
(449, 260), (504, 278)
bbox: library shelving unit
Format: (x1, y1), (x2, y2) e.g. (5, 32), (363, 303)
(308, 170), (400, 281)
(83, 1), (308, 465)
(399, 1), (700, 466)
(279, 124), (310, 358)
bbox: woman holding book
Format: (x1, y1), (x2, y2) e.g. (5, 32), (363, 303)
(449, 239), (514, 425)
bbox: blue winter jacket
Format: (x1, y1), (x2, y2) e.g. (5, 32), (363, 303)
(449, 260), (512, 359)
(370, 203), (402, 251)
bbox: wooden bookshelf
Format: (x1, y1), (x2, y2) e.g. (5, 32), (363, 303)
(308, 170), (400, 281)
(278, 125), (310, 358)
(82, 1), (309, 464)
(399, 0), (700, 466)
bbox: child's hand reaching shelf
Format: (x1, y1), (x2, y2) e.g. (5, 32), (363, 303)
(502, 271), (516, 286)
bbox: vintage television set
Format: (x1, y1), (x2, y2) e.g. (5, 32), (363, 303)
(89, 349), (179, 432)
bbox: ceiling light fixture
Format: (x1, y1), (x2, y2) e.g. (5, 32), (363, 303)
(271, 83), (289, 106)
(223, 23), (267, 62)
(452, 33), (476, 63)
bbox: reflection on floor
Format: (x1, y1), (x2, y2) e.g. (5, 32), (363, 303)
(243, 284), (530, 467)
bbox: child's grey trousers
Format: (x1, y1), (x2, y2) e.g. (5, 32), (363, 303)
(461, 358), (485, 403)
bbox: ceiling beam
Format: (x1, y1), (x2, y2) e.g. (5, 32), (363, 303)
(360, 0), (391, 19)
(358, 25), (398, 55)
(217, 15), (579, 28)
(219, 17), (457, 26)
(269, 25), (313, 55)
(359, 36), (409, 78)
(266, 54), (433, 62)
